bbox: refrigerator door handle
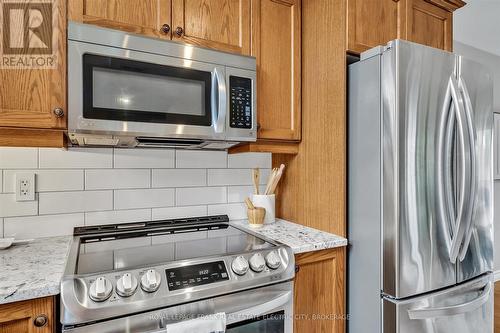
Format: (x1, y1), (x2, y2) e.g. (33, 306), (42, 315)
(457, 76), (478, 261)
(437, 78), (458, 246)
(407, 281), (491, 320)
(448, 76), (471, 263)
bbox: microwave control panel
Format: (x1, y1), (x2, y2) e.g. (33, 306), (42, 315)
(229, 76), (252, 129)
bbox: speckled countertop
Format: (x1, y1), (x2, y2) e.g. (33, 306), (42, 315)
(232, 219), (347, 254)
(0, 236), (72, 304)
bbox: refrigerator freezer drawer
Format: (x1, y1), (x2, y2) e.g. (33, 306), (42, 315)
(382, 274), (493, 333)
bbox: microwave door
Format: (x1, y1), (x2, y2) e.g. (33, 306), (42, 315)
(68, 40), (226, 141)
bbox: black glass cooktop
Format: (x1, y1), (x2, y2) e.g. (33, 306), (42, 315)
(75, 215), (275, 274)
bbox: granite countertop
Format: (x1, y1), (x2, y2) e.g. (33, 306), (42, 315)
(0, 236), (72, 305)
(232, 219), (347, 254)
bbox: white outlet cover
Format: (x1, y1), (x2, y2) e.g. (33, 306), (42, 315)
(15, 172), (36, 202)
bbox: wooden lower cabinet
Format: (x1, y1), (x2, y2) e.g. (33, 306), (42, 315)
(0, 296), (55, 333)
(495, 281), (500, 333)
(294, 247), (346, 333)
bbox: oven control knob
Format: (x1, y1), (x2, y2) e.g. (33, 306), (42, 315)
(141, 269), (162, 292)
(116, 273), (138, 297)
(231, 256), (249, 275)
(249, 253), (266, 272)
(265, 251), (281, 270)
(89, 277), (113, 302)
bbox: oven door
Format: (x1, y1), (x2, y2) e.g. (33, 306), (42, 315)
(62, 282), (293, 333)
(68, 40), (227, 141)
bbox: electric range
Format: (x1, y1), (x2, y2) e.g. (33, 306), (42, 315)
(60, 215), (295, 333)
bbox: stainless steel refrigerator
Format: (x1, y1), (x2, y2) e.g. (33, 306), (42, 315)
(348, 40), (494, 333)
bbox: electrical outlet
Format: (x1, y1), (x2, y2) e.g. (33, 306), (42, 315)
(15, 172), (36, 202)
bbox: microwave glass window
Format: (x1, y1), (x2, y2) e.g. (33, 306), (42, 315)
(83, 54), (212, 126)
(92, 67), (205, 116)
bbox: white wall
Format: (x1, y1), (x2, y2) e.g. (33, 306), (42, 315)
(454, 0), (500, 57)
(0, 148), (271, 238)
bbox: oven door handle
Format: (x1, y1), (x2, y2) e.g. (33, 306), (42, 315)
(212, 68), (227, 134)
(226, 290), (292, 325)
(142, 292), (291, 333)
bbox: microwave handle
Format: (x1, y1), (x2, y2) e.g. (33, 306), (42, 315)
(213, 68), (227, 133)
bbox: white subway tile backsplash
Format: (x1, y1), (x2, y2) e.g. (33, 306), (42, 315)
(114, 188), (175, 210)
(85, 169), (150, 190)
(208, 169), (270, 186)
(3, 169), (84, 193)
(176, 187), (226, 206)
(176, 150), (227, 168)
(4, 213), (84, 238)
(0, 193), (38, 217)
(0, 147), (267, 237)
(0, 148), (38, 169)
(39, 148), (112, 169)
(227, 153), (272, 169)
(114, 149), (175, 168)
(85, 209), (151, 226)
(39, 191), (113, 214)
(227, 185), (266, 203)
(208, 203), (247, 220)
(152, 169), (206, 188)
(152, 205), (207, 220)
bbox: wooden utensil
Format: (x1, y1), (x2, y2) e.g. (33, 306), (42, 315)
(252, 168), (260, 195)
(269, 164), (285, 194)
(247, 207), (266, 227)
(265, 168), (278, 195)
(244, 197), (255, 210)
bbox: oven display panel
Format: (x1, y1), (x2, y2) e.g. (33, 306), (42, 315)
(166, 261), (229, 291)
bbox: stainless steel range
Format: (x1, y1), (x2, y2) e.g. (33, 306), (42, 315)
(60, 215), (295, 332)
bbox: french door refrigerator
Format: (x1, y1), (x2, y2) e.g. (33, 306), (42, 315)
(348, 40), (494, 333)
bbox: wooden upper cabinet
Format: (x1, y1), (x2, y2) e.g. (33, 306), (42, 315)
(171, 0), (251, 55)
(253, 0), (301, 141)
(347, 0), (465, 54)
(347, 0), (403, 54)
(0, 296), (55, 333)
(69, 0), (172, 39)
(0, 0), (66, 131)
(404, 0), (453, 51)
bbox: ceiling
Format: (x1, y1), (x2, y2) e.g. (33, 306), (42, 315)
(454, 0), (500, 56)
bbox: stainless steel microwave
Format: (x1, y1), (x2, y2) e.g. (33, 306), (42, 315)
(67, 22), (257, 149)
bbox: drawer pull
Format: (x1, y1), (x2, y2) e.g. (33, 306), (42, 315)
(34, 314), (48, 327)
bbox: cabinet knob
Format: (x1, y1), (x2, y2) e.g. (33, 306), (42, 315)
(53, 107), (64, 118)
(160, 24), (170, 34)
(33, 314), (48, 327)
(295, 265), (300, 273)
(175, 26), (184, 37)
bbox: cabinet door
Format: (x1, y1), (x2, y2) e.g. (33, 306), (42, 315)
(0, 0), (66, 130)
(294, 248), (345, 333)
(347, 0), (404, 54)
(171, 0), (251, 55)
(404, 0), (453, 51)
(69, 0), (172, 39)
(253, 0), (301, 141)
(0, 297), (54, 333)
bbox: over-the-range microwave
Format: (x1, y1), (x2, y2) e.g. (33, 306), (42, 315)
(67, 22), (257, 149)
